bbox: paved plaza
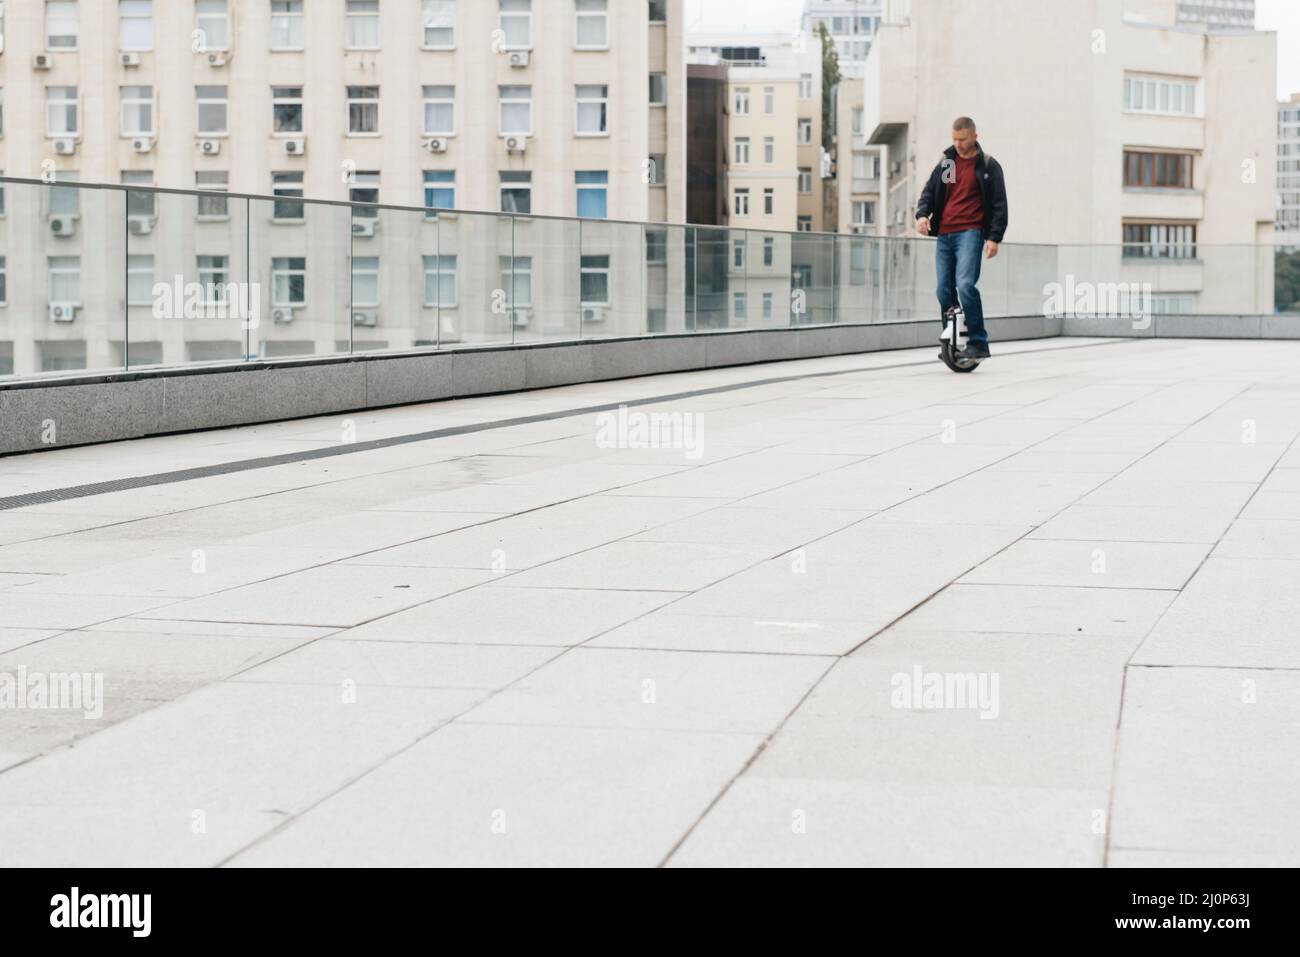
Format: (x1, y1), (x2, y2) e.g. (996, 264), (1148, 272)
(0, 336), (1297, 867)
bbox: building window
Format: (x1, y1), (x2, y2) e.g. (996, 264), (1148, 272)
(500, 170), (531, 213)
(733, 188), (749, 216)
(648, 0), (667, 22)
(49, 171), (80, 217)
(198, 255), (229, 305)
(500, 255), (533, 308)
(1124, 74), (1197, 117)
(422, 0), (454, 47)
(649, 73), (667, 106)
(762, 292), (773, 320)
(763, 236), (774, 266)
(575, 0), (607, 48)
(576, 171), (608, 218)
(580, 255), (610, 305)
(734, 137), (750, 165)
(46, 0), (79, 50)
(271, 257), (306, 306)
(423, 170), (455, 210)
(196, 85), (228, 135)
(346, 0), (380, 49)
(196, 171), (229, 218)
(195, 0), (230, 51)
(763, 86), (775, 115)
(499, 0), (531, 49)
(852, 201), (876, 226)
(647, 152), (666, 186)
(798, 168), (812, 193)
(645, 228), (667, 264)
(851, 107), (863, 134)
(798, 118), (813, 144)
(764, 188), (774, 215)
(576, 84), (608, 135)
(423, 255), (457, 306)
(119, 0), (153, 51)
(423, 85), (455, 135)
(47, 86), (78, 137)
(732, 239), (745, 269)
(121, 86), (153, 136)
(799, 73), (813, 99)
(797, 216), (812, 232)
(123, 170), (154, 217)
(273, 86), (304, 134)
(271, 0), (305, 50)
(764, 136), (774, 164)
(127, 255), (154, 305)
(1122, 223), (1197, 259)
(348, 86), (380, 135)
(734, 291), (747, 320)
(350, 171), (379, 219)
(352, 256), (380, 307)
(48, 256), (82, 305)
(734, 88), (750, 116)
(0, 256), (6, 306)
(272, 171), (304, 220)
(1123, 151), (1193, 189)
(500, 85), (532, 134)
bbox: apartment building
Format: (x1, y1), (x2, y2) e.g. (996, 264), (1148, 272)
(0, 0), (690, 375)
(836, 80), (881, 236)
(1280, 93), (1300, 247)
(860, 0), (1277, 314)
(686, 32), (827, 234)
(1176, 0), (1255, 31)
(802, 0), (882, 73)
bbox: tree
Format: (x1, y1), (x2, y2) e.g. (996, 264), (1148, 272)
(816, 21), (840, 154)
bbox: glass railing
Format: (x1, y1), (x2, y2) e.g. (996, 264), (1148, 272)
(0, 175), (1292, 380)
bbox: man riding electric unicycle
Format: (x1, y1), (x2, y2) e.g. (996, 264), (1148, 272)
(915, 116), (1009, 372)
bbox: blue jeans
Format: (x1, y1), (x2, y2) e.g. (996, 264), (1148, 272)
(935, 229), (987, 345)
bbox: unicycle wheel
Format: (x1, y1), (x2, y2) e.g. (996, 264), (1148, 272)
(939, 341), (981, 373)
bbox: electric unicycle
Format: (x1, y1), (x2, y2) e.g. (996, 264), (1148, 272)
(939, 303), (981, 373)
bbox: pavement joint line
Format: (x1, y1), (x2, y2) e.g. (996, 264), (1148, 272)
(0, 337), (1134, 512)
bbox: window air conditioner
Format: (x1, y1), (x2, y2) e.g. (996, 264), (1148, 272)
(504, 134), (528, 153)
(508, 50), (530, 68)
(283, 137), (306, 155)
(49, 303), (78, 322)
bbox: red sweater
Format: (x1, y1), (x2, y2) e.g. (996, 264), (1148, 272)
(939, 154), (985, 235)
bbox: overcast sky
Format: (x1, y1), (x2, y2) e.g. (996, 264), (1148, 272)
(685, 0), (1300, 99)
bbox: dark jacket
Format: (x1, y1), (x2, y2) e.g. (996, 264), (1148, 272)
(915, 144), (1008, 243)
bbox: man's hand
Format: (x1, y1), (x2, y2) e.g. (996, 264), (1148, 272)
(984, 240), (999, 259)
(915, 217), (931, 237)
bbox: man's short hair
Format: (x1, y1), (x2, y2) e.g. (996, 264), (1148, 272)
(952, 116), (977, 132)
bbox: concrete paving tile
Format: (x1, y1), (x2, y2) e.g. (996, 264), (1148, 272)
(961, 539), (1209, 590)
(344, 585), (680, 646)
(892, 584), (1175, 637)
(1213, 518), (1300, 559)
(1110, 667), (1300, 856)
(503, 541), (768, 592)
(669, 779), (1108, 867)
(1030, 503), (1239, 544)
(0, 593), (178, 630)
(134, 565), (495, 628)
(0, 681), (484, 866)
(589, 613), (877, 656)
(462, 647), (832, 734)
(1132, 557), (1300, 668)
(226, 722), (763, 867)
(232, 638), (559, 690)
